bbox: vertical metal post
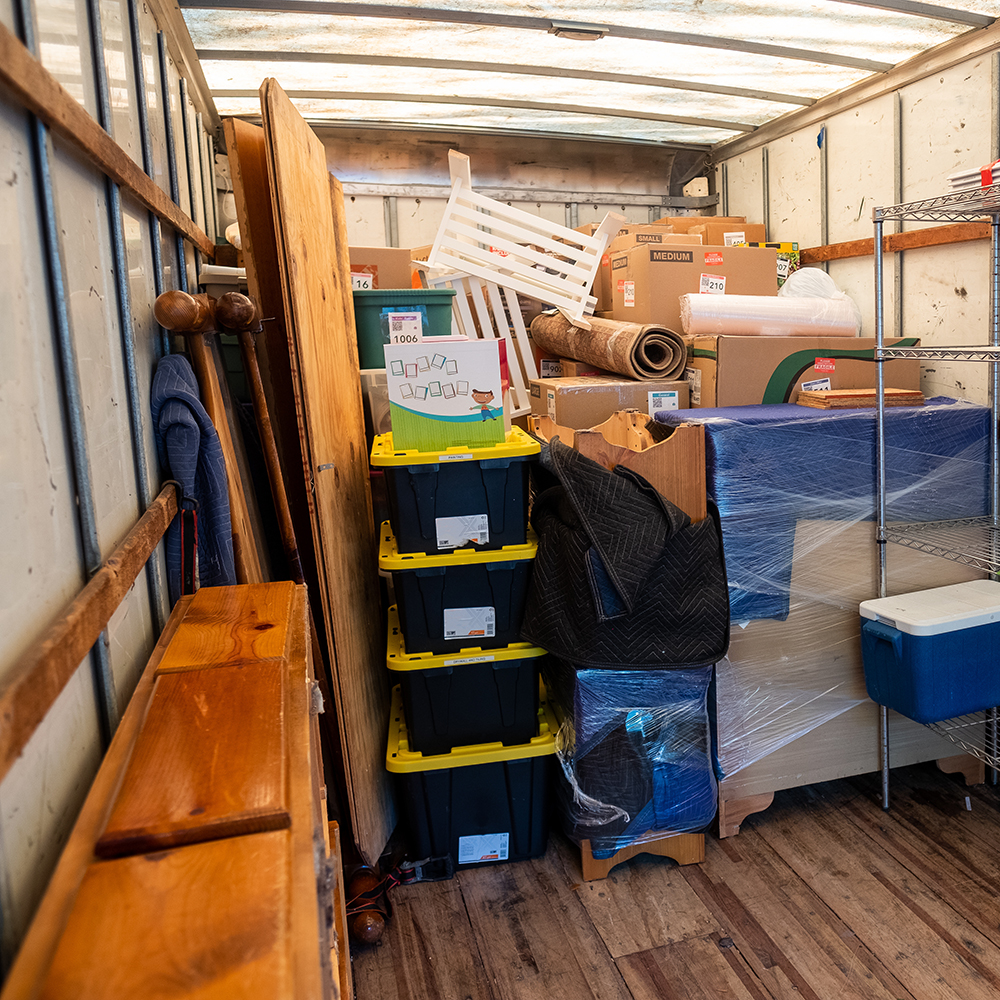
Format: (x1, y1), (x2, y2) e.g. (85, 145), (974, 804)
(761, 146), (770, 236)
(893, 93), (904, 340)
(127, 0), (169, 356)
(874, 210), (890, 809)
(32, 121), (119, 744)
(383, 195), (399, 247)
(819, 124), (828, 268)
(720, 161), (729, 218)
(178, 78), (201, 285)
(157, 31), (188, 292)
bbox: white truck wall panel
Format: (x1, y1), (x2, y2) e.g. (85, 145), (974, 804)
(35, 0), (98, 118)
(826, 94), (895, 245)
(900, 57), (993, 204)
(764, 125), (823, 248)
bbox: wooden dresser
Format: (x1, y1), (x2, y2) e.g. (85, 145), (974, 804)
(0, 582), (351, 999)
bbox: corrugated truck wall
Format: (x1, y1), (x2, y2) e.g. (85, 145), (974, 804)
(714, 43), (1000, 407)
(0, 0), (216, 972)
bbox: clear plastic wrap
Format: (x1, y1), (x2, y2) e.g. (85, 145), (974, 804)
(543, 659), (717, 858)
(655, 398), (990, 780)
(679, 292), (861, 337)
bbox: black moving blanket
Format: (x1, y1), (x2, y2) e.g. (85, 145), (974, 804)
(521, 438), (730, 668)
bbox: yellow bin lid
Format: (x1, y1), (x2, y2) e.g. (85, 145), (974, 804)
(385, 682), (559, 773)
(385, 604), (546, 670)
(370, 425), (540, 467)
(378, 521), (537, 571)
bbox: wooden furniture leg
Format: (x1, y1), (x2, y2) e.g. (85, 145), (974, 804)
(937, 753), (986, 785)
(718, 791), (775, 838)
(579, 832), (705, 881)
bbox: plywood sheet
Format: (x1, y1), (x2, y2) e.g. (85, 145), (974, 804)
(96, 662), (287, 857)
(156, 581), (294, 673)
(260, 79), (393, 865)
(38, 830), (293, 1000)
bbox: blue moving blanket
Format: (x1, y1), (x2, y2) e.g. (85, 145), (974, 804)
(656, 399), (990, 622)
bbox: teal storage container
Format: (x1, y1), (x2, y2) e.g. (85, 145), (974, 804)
(353, 288), (456, 369)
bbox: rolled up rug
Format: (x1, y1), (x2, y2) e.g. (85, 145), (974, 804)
(530, 312), (687, 381)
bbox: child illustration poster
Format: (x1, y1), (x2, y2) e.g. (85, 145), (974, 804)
(384, 339), (507, 451)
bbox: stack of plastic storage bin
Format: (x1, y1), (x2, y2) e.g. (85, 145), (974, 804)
(372, 426), (556, 873)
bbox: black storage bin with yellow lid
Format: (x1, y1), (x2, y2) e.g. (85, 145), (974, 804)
(386, 604), (545, 755)
(378, 522), (537, 654)
(370, 427), (539, 555)
(386, 684), (556, 869)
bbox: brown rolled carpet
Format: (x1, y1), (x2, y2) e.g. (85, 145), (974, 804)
(530, 312), (687, 381)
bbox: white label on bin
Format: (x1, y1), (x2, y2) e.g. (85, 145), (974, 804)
(437, 453), (474, 463)
(444, 654), (496, 666)
(648, 390), (679, 414)
(458, 832), (509, 864)
(700, 272), (726, 294)
(351, 271), (373, 290)
(436, 514), (490, 549)
(444, 606), (495, 641)
(388, 312), (422, 344)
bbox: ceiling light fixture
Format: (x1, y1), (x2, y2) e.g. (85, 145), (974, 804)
(548, 20), (608, 41)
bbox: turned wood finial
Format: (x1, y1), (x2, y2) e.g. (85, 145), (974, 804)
(215, 291), (258, 332)
(153, 290), (213, 333)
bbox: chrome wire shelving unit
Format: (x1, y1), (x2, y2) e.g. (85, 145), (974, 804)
(873, 183), (1000, 788)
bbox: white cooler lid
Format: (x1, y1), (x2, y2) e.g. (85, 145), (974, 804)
(860, 579), (1000, 635)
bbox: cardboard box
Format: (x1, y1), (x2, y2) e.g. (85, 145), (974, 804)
(529, 376), (689, 429)
(684, 335), (921, 408)
(349, 246), (413, 289)
(558, 359), (613, 378)
(607, 228), (702, 254)
(653, 215), (746, 232)
(689, 223), (767, 247)
(609, 243), (778, 331)
(747, 241), (800, 288)
(573, 223), (697, 311)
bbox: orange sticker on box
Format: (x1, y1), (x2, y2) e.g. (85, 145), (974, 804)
(814, 357), (836, 373)
(704, 251), (724, 265)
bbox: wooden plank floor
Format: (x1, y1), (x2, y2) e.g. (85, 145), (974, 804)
(351, 763), (1000, 1000)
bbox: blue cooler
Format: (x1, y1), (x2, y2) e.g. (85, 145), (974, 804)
(860, 579), (1000, 724)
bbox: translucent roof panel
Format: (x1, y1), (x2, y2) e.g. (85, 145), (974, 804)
(180, 0), (1000, 145)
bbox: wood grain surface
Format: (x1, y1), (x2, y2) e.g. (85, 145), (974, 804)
(156, 581), (294, 672)
(260, 79), (393, 865)
(354, 764), (1000, 1000)
(96, 662), (288, 857)
(38, 831), (293, 1000)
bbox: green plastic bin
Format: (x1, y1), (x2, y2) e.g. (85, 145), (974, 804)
(353, 288), (457, 369)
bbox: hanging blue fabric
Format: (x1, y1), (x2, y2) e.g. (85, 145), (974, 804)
(150, 354), (236, 604)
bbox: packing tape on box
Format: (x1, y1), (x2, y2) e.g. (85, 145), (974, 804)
(529, 312), (687, 381)
(679, 293), (860, 337)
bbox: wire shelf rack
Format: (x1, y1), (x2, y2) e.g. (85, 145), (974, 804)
(879, 345), (1000, 362)
(873, 184), (1000, 223)
(925, 710), (1000, 770)
(884, 517), (1000, 576)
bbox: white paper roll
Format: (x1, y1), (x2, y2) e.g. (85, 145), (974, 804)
(679, 294), (860, 337)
